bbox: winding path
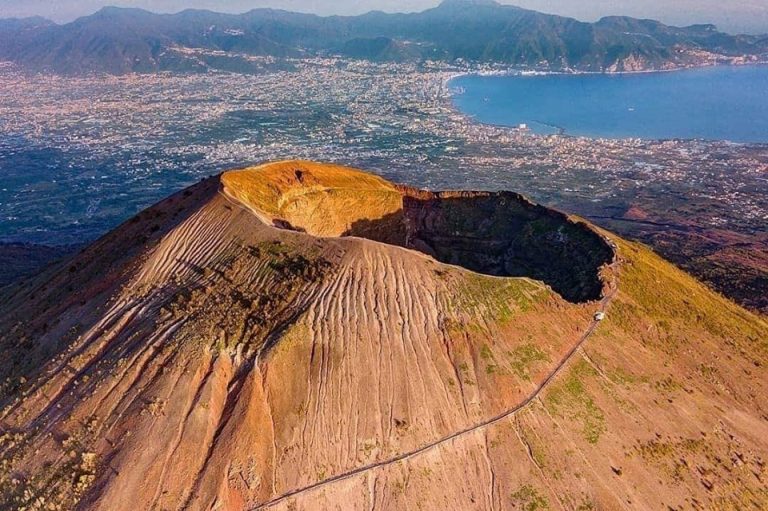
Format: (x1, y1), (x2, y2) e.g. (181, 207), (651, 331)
(251, 258), (621, 510)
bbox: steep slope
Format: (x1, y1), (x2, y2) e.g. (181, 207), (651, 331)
(0, 243), (77, 288)
(0, 161), (765, 511)
(1, 1), (766, 74)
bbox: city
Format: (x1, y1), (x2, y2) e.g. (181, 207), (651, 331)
(1, 58), (765, 311)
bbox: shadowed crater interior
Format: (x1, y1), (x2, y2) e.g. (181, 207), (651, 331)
(346, 188), (614, 303)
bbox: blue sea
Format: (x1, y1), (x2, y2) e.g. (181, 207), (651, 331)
(451, 65), (768, 143)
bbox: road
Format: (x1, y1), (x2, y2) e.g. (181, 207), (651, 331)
(251, 258), (620, 510)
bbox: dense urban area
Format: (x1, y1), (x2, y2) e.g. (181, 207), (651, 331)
(0, 58), (766, 311)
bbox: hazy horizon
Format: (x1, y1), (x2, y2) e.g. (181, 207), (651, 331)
(1, 0), (767, 35)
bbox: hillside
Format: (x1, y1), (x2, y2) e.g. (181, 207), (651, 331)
(0, 1), (766, 74)
(0, 161), (766, 510)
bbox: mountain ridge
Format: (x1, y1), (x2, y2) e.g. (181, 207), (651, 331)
(1, 1), (766, 74)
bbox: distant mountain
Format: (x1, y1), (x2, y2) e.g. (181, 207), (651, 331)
(0, 16), (53, 30)
(0, 0), (766, 74)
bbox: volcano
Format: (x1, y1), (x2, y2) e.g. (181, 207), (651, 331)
(0, 161), (765, 510)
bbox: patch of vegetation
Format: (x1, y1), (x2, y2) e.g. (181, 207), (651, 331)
(508, 343), (549, 380)
(633, 436), (707, 482)
(480, 344), (499, 374)
(457, 361), (475, 385)
(610, 239), (768, 362)
(634, 437), (705, 462)
(452, 273), (546, 324)
(606, 365), (642, 387)
(360, 440), (378, 458)
(251, 241), (332, 282)
(697, 364), (721, 384)
(711, 486), (768, 510)
(391, 478), (406, 496)
(510, 484), (549, 511)
(545, 360), (606, 444)
(161, 240), (331, 355)
(654, 376), (682, 393)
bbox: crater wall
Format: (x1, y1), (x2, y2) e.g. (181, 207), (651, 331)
(399, 189), (614, 302)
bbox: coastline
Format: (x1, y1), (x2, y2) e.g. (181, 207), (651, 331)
(442, 62), (768, 144)
(442, 60), (768, 101)
(445, 58), (768, 82)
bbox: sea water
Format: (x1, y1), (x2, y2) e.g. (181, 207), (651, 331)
(451, 65), (768, 143)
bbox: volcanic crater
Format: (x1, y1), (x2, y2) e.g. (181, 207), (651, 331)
(223, 160), (615, 303)
(1, 160), (767, 511)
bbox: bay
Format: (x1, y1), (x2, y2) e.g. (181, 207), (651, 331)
(451, 65), (768, 143)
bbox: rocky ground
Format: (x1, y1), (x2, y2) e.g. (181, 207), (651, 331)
(0, 162), (765, 510)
